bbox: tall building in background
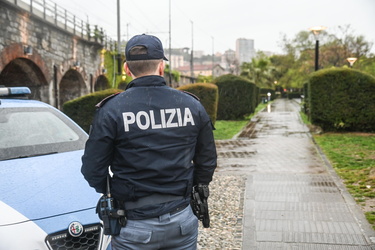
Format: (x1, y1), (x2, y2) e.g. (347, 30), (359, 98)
(236, 38), (256, 65)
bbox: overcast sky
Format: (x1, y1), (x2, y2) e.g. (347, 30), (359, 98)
(52, 0), (375, 55)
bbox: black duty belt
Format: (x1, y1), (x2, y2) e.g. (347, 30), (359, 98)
(169, 204), (189, 215)
(124, 194), (184, 210)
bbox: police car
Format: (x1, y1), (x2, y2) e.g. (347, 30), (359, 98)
(0, 87), (110, 250)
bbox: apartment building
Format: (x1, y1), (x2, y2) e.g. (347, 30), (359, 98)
(236, 38), (256, 64)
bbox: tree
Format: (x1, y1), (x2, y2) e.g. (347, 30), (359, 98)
(317, 25), (373, 68)
(239, 25), (374, 90)
(240, 53), (278, 88)
(273, 24), (375, 88)
(355, 56), (375, 76)
(331, 25), (372, 57)
(196, 75), (213, 83)
(281, 25), (373, 69)
(269, 54), (296, 86)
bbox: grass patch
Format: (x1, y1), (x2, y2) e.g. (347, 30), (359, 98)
(313, 133), (375, 230)
(213, 120), (248, 140)
(213, 102), (270, 140)
(299, 111), (311, 125)
(252, 102), (270, 115)
(366, 211), (375, 228)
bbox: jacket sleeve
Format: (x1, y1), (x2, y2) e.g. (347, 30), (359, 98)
(81, 107), (115, 194)
(193, 110), (217, 185)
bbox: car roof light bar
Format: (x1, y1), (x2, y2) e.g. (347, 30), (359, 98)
(0, 87), (31, 97)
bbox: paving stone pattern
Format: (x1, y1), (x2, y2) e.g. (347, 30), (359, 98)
(214, 99), (375, 250)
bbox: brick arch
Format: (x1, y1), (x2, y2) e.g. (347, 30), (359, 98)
(0, 43), (51, 83)
(57, 59), (95, 90)
(94, 75), (110, 91)
(0, 58), (49, 102)
(59, 69), (87, 109)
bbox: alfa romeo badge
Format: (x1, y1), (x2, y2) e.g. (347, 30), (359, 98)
(68, 221), (84, 237)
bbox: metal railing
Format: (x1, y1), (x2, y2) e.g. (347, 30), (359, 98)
(3, 0), (116, 49)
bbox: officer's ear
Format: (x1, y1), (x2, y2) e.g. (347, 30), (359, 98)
(124, 62), (132, 77)
(158, 61), (164, 76)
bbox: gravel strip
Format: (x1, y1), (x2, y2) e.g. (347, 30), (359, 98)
(197, 174), (246, 249)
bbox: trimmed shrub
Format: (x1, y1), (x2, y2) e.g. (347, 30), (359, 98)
(303, 82), (308, 99)
(254, 86), (260, 107)
(302, 82), (309, 114)
(177, 83), (219, 124)
(308, 68), (375, 132)
(213, 74), (257, 120)
(287, 92), (302, 99)
(63, 89), (123, 133)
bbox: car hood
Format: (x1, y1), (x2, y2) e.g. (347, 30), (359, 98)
(0, 150), (101, 234)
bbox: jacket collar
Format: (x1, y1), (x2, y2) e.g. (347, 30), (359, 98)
(126, 75), (166, 90)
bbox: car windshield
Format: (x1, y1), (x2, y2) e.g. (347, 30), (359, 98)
(0, 107), (88, 160)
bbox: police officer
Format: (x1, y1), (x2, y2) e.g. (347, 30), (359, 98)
(81, 34), (217, 250)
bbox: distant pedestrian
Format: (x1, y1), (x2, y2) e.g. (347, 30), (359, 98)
(81, 34), (217, 249)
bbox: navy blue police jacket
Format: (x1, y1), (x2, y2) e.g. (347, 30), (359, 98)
(81, 75), (217, 219)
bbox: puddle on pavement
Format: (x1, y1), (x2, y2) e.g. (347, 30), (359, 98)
(262, 103), (274, 113)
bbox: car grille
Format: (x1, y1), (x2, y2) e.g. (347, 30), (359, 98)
(45, 223), (102, 250)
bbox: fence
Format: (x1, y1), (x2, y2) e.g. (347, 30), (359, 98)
(3, 0), (115, 49)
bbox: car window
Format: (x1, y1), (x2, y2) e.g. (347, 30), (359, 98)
(0, 111), (79, 148)
(0, 107), (88, 160)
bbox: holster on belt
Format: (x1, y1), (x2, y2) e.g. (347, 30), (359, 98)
(96, 176), (127, 236)
(190, 184), (210, 228)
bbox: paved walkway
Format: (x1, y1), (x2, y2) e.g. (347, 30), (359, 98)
(215, 98), (375, 250)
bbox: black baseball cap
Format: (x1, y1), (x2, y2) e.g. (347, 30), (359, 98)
(125, 34), (168, 61)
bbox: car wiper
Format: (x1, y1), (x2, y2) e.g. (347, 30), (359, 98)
(3, 152), (58, 161)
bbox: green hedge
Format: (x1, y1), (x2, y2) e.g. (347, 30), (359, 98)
(213, 74), (257, 120)
(63, 89), (123, 133)
(177, 83), (219, 124)
(287, 92), (302, 99)
(254, 86), (260, 108)
(302, 82), (309, 114)
(308, 68), (375, 132)
(303, 82), (308, 99)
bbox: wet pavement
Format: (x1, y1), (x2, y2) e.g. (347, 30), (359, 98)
(215, 98), (375, 249)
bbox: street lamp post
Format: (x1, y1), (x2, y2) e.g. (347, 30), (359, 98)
(309, 26), (326, 71)
(211, 36), (214, 78)
(190, 20), (194, 83)
(168, 0), (172, 86)
(347, 57), (357, 68)
(116, 0), (121, 75)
